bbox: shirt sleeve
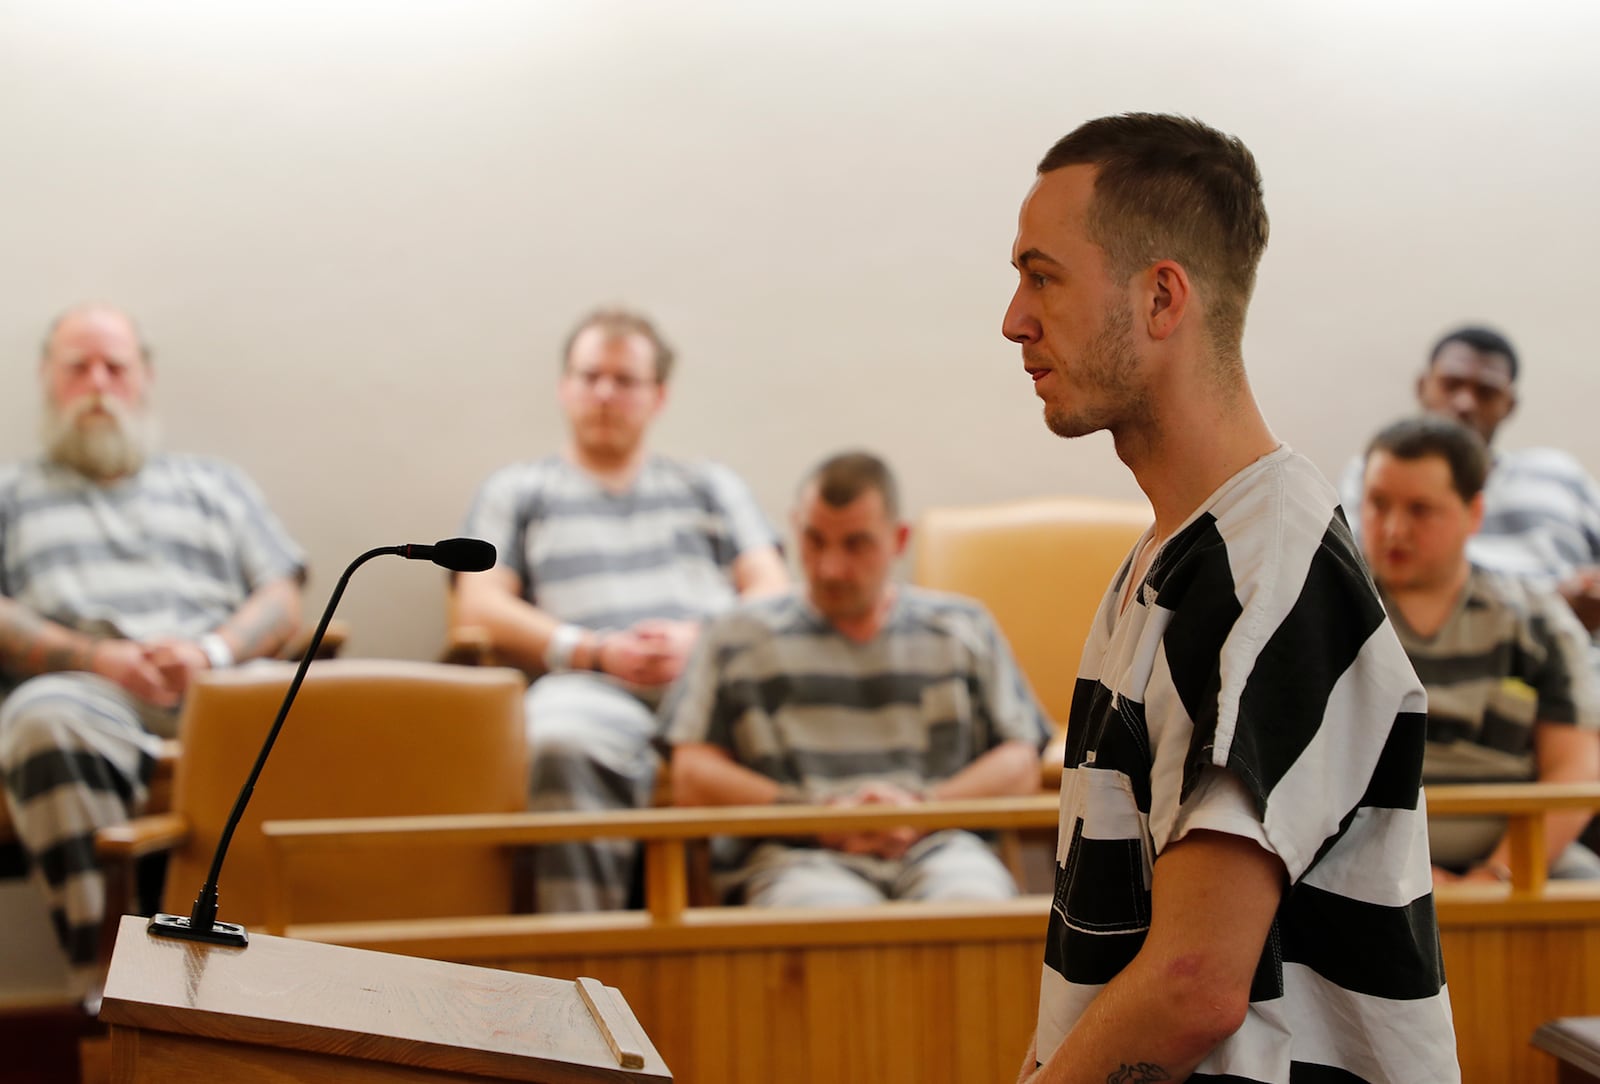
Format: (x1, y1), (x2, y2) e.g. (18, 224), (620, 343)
(701, 463), (781, 564)
(213, 462), (306, 590)
(1336, 454), (1365, 547)
(660, 614), (738, 749)
(1524, 584), (1600, 728)
(461, 465), (531, 585)
(967, 603), (1052, 751)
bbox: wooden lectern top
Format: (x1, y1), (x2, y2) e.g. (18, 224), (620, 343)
(100, 915), (670, 1082)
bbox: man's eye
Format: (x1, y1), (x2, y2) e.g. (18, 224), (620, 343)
(1031, 274), (1048, 289)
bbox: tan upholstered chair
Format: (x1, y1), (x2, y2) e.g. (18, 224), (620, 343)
(912, 496), (1151, 781)
(98, 659), (528, 929)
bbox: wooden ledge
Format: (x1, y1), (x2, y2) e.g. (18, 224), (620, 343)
(263, 795), (1061, 853)
(285, 895), (1055, 960)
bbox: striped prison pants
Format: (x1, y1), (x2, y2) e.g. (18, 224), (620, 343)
(0, 673), (174, 971)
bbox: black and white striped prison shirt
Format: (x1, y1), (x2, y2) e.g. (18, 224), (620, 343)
(462, 454), (777, 630)
(660, 588), (1049, 799)
(0, 455), (304, 654)
(1036, 446), (1459, 1083)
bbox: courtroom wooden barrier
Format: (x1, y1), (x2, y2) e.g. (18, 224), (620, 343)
(266, 799), (1056, 1084)
(258, 785), (1600, 1084)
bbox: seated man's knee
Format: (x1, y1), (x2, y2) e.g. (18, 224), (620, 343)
(0, 676), (101, 765)
(746, 850), (886, 908)
(898, 832), (1017, 902)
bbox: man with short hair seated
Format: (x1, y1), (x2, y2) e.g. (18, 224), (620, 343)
(0, 304), (306, 988)
(661, 451), (1049, 906)
(453, 308), (788, 912)
(1359, 415), (1600, 883)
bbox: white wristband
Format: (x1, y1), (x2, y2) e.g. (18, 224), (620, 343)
(542, 624), (585, 673)
(199, 633), (235, 670)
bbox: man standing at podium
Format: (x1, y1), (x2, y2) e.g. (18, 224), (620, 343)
(0, 304), (306, 992)
(1002, 115), (1458, 1081)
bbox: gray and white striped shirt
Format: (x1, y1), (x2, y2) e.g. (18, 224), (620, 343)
(0, 455), (304, 654)
(463, 454), (777, 631)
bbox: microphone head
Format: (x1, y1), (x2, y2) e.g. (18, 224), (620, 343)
(430, 537), (497, 572)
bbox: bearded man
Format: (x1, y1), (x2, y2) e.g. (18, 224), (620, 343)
(0, 304), (305, 989)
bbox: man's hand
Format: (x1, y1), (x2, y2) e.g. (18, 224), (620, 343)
(1558, 567), (1600, 631)
(816, 781), (924, 858)
(142, 637), (212, 698)
(597, 620), (699, 687)
(90, 639), (180, 708)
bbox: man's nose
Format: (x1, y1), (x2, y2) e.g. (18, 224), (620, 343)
(1002, 290), (1037, 345)
(817, 548), (849, 578)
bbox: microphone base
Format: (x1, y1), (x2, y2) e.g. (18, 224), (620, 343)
(147, 912), (250, 947)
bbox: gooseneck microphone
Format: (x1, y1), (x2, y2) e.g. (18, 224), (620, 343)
(147, 537), (497, 946)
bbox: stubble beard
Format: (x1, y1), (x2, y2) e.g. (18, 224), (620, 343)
(1043, 303), (1147, 440)
(42, 396), (158, 482)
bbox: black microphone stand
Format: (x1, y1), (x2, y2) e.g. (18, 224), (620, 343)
(148, 545), (407, 946)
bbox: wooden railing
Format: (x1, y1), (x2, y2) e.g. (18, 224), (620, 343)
(257, 784), (1600, 1084)
(261, 794), (1061, 933)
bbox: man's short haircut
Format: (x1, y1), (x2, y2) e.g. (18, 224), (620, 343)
(560, 308), (676, 383)
(1365, 415), (1490, 502)
(39, 304), (152, 365)
(803, 450), (900, 521)
(1036, 113), (1270, 360)
(1428, 325), (1519, 384)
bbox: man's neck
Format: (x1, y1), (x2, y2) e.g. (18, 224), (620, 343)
(1384, 560), (1472, 639)
(827, 585), (897, 644)
(1116, 378), (1279, 541)
(565, 441), (649, 492)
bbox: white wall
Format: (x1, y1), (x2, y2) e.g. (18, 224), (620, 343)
(2, 0), (1597, 660)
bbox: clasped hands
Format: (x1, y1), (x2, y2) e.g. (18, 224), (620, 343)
(594, 618), (698, 687)
(90, 636), (214, 708)
(816, 780), (927, 861)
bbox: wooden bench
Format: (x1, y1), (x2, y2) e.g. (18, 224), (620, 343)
(253, 785), (1600, 1084)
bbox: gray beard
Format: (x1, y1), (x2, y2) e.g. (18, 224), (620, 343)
(42, 397), (160, 481)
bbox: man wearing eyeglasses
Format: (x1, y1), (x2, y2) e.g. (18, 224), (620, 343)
(453, 308), (788, 912)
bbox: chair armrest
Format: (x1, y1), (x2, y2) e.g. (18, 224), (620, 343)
(281, 618), (351, 662)
(441, 624), (499, 667)
(1039, 728), (1066, 790)
(96, 812), (190, 862)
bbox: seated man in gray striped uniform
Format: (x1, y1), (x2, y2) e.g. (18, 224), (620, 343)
(662, 451), (1049, 906)
(0, 304), (305, 990)
(454, 308), (788, 912)
(1359, 415), (1600, 882)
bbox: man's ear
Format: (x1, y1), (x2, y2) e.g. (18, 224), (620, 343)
(893, 522), (910, 558)
(1467, 491), (1486, 537)
(1144, 260), (1191, 342)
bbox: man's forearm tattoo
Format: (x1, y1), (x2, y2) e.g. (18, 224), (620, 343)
(227, 593), (296, 660)
(1108, 1065), (1171, 1084)
(0, 601), (93, 675)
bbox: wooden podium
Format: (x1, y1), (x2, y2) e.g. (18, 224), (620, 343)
(98, 915), (672, 1083)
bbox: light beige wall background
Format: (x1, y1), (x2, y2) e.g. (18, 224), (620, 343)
(2, 0), (1596, 661)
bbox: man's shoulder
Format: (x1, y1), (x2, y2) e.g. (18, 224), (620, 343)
(642, 455), (757, 497)
(148, 451), (251, 482)
(709, 590), (806, 637)
(1467, 564), (1571, 624)
(1178, 448), (1350, 566)
(476, 454), (565, 490)
(896, 585), (996, 632)
(1496, 446), (1599, 486)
